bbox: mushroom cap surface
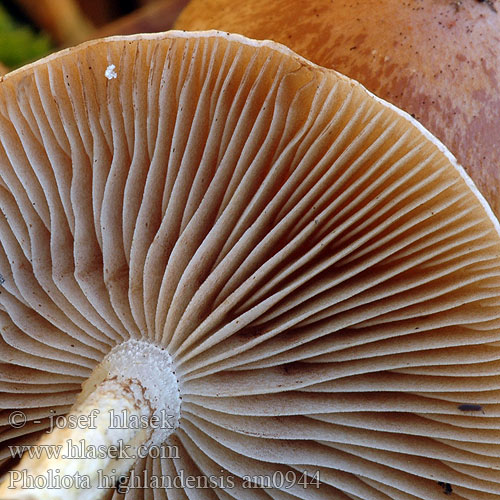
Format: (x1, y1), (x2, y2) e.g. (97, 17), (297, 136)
(175, 0), (500, 219)
(1, 30), (500, 499)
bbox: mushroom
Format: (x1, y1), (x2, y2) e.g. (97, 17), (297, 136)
(174, 0), (500, 219)
(0, 30), (500, 500)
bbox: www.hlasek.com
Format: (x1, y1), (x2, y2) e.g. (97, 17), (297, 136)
(6, 469), (321, 493)
(9, 439), (180, 461)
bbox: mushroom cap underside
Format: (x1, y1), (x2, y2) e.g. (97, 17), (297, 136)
(1, 30), (500, 499)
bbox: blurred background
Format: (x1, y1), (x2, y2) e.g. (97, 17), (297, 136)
(0, 0), (190, 72)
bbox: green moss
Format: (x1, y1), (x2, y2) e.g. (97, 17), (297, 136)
(0, 5), (52, 68)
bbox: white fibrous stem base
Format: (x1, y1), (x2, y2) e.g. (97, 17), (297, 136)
(0, 340), (181, 500)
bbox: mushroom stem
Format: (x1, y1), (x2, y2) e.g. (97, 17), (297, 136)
(0, 341), (181, 500)
(0, 378), (149, 499)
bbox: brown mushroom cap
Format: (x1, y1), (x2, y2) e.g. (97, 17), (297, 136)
(1, 30), (500, 499)
(174, 0), (500, 219)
